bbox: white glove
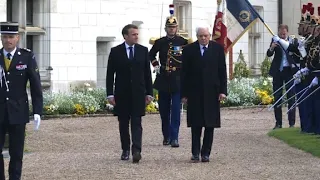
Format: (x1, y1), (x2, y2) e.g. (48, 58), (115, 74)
(294, 67), (309, 79)
(154, 65), (160, 74)
(34, 114), (41, 131)
(298, 43), (307, 58)
(309, 77), (318, 87)
(294, 78), (301, 85)
(272, 35), (280, 42)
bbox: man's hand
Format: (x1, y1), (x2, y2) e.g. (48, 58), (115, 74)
(309, 77), (318, 87)
(181, 97), (188, 104)
(294, 67), (309, 79)
(272, 35), (280, 42)
(107, 96), (116, 106)
(294, 78), (301, 85)
(34, 114), (41, 131)
(145, 95), (153, 105)
(218, 94), (226, 101)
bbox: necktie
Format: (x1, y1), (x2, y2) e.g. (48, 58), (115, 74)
(129, 47), (133, 60)
(5, 53), (12, 71)
(7, 53), (11, 60)
(202, 46), (207, 56)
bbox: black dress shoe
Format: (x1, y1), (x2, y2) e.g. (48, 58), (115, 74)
(190, 155), (200, 162)
(201, 155), (210, 162)
(121, 150), (129, 160)
(163, 139), (170, 146)
(132, 152), (141, 163)
(171, 140), (179, 147)
(273, 125), (282, 130)
(289, 125), (294, 128)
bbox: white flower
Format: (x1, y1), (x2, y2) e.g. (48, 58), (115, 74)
(84, 83), (90, 87)
(88, 88), (93, 91)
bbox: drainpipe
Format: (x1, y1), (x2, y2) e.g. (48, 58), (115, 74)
(278, 0), (283, 25)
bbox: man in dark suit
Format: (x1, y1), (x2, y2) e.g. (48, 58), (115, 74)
(181, 25), (227, 163)
(267, 24), (298, 130)
(0, 22), (43, 179)
(106, 24), (153, 163)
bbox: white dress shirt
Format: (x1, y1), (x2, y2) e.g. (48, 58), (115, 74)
(3, 47), (17, 60)
(199, 44), (209, 56)
(125, 43), (135, 59)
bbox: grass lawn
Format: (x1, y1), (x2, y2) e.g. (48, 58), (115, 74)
(268, 128), (320, 158)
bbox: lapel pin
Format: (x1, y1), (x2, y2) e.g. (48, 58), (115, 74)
(18, 52), (21, 55)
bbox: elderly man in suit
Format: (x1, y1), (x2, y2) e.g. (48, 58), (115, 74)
(106, 24), (153, 163)
(181, 25), (227, 163)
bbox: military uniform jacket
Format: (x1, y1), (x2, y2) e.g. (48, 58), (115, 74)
(0, 48), (43, 124)
(306, 36), (320, 71)
(149, 35), (188, 93)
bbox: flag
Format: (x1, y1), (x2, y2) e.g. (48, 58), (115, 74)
(212, 0), (260, 53)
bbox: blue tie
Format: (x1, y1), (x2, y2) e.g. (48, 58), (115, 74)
(202, 46), (207, 56)
(129, 47), (133, 60)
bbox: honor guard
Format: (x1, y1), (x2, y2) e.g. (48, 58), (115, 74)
(293, 3), (320, 134)
(0, 22), (43, 179)
(149, 4), (191, 147)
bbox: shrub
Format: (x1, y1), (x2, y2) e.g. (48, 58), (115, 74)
(261, 56), (271, 78)
(71, 92), (100, 114)
(233, 50), (251, 79)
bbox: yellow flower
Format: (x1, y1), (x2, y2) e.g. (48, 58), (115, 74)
(74, 104), (85, 115)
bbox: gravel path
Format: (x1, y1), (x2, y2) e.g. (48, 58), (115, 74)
(5, 108), (320, 180)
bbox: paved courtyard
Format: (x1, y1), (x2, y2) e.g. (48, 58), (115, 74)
(5, 108), (320, 180)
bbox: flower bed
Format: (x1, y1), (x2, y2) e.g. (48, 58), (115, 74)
(32, 78), (274, 116)
(221, 77), (273, 107)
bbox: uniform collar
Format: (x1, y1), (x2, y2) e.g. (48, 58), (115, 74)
(3, 47), (17, 58)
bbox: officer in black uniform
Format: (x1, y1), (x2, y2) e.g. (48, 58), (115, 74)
(293, 12), (320, 134)
(0, 22), (43, 180)
(149, 6), (191, 147)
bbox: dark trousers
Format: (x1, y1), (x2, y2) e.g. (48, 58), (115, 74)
(191, 127), (214, 156)
(118, 116), (142, 154)
(295, 83), (308, 132)
(305, 87), (320, 134)
(158, 91), (181, 141)
(0, 108), (26, 180)
(272, 67), (296, 126)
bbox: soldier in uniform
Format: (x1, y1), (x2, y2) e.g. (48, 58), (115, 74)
(149, 5), (191, 147)
(293, 5), (320, 135)
(0, 22), (43, 179)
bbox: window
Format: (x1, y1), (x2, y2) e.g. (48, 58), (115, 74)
(173, 0), (192, 38)
(26, 0), (33, 25)
(26, 35), (33, 51)
(6, 0), (12, 22)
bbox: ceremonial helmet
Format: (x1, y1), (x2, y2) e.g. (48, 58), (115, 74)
(0, 22), (19, 34)
(165, 4), (178, 27)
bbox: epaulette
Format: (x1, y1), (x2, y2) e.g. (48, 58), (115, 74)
(289, 35), (295, 39)
(149, 37), (160, 45)
(180, 36), (193, 44)
(20, 48), (32, 52)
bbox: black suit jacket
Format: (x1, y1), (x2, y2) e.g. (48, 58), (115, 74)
(267, 38), (298, 77)
(0, 47), (43, 124)
(181, 40), (227, 128)
(106, 43), (153, 116)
